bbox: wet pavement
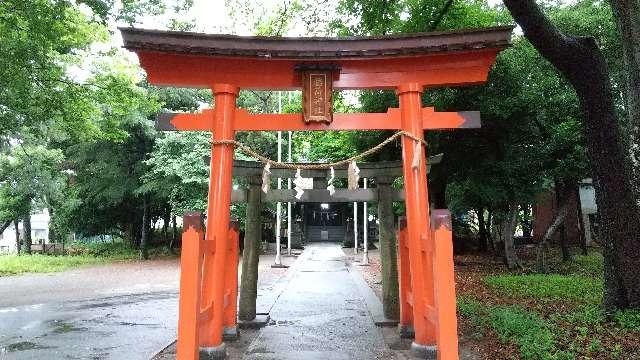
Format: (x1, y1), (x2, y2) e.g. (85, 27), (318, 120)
(0, 259), (180, 360)
(244, 243), (397, 360)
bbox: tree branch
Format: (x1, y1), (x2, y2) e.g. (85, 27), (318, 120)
(429, 0), (454, 31)
(502, 0), (583, 77)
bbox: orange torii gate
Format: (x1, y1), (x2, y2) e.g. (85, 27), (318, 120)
(120, 26), (512, 360)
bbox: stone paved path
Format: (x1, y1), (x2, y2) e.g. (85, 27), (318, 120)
(243, 243), (397, 360)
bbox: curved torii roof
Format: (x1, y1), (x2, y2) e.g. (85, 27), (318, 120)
(120, 26), (513, 89)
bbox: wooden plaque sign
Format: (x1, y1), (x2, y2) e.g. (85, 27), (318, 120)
(302, 71), (333, 124)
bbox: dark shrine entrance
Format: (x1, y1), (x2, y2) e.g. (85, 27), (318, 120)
(120, 26), (513, 360)
(303, 202), (345, 242)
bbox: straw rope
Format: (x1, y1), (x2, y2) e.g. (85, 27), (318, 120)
(210, 131), (426, 170)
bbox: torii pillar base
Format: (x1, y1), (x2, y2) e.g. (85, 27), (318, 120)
(411, 342), (437, 359)
(199, 343), (227, 360)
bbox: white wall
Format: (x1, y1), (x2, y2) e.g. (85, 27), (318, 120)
(0, 209), (50, 254)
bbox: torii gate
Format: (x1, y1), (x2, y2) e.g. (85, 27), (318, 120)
(120, 26), (512, 360)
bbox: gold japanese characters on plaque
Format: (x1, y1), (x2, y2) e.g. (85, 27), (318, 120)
(302, 70), (333, 124)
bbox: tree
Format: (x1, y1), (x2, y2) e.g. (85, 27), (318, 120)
(608, 1), (640, 189)
(503, 0), (640, 310)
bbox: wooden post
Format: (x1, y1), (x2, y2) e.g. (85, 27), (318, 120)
(239, 176), (262, 321)
(377, 176), (399, 320)
(397, 83), (437, 355)
(200, 84), (238, 353)
(177, 212), (204, 360)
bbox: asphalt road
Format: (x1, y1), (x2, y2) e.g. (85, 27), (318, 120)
(0, 259), (180, 360)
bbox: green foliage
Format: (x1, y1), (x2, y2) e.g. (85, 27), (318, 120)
(614, 310), (640, 332)
(69, 240), (173, 259)
(553, 253), (604, 276)
(0, 254), (104, 275)
(488, 305), (564, 360)
(485, 274), (603, 304)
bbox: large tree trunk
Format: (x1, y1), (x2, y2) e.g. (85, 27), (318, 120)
(377, 177), (400, 320)
(609, 0), (640, 180)
(22, 213), (32, 254)
(14, 220), (20, 255)
(239, 177), (262, 321)
(504, 0), (640, 311)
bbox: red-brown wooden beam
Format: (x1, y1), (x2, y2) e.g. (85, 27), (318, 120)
(136, 50), (501, 90)
(156, 108), (480, 132)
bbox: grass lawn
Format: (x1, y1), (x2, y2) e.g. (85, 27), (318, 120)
(0, 242), (175, 276)
(456, 250), (640, 360)
(0, 254), (105, 275)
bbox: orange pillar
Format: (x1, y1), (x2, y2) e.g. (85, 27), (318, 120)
(397, 83), (437, 356)
(200, 84), (239, 355)
(223, 221), (240, 335)
(431, 210), (459, 360)
(397, 217), (414, 338)
(177, 212), (205, 360)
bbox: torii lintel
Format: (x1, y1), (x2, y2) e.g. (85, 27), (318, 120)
(156, 108), (481, 132)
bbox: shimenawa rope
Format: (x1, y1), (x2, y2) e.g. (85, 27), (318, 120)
(210, 130), (426, 170)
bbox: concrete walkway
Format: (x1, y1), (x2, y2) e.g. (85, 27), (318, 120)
(243, 243), (396, 360)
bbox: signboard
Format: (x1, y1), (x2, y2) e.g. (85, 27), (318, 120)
(302, 71), (333, 124)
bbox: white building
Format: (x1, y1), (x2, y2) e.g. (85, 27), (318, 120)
(0, 209), (50, 254)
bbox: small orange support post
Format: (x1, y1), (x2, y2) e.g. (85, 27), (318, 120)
(223, 221), (240, 334)
(397, 217), (414, 338)
(431, 209), (459, 360)
(177, 212), (205, 360)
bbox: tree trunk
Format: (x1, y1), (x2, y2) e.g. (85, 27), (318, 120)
(22, 213), (32, 254)
(520, 204), (533, 239)
(170, 215), (178, 250)
(555, 182), (572, 262)
(609, 0), (640, 184)
(486, 211), (495, 253)
(503, 204), (519, 269)
(14, 220), (20, 255)
(504, 0), (640, 311)
(576, 185), (588, 256)
(536, 201), (569, 273)
(377, 178), (400, 320)
(239, 177), (262, 321)
(139, 195), (150, 260)
(48, 207), (56, 245)
(477, 208), (488, 252)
